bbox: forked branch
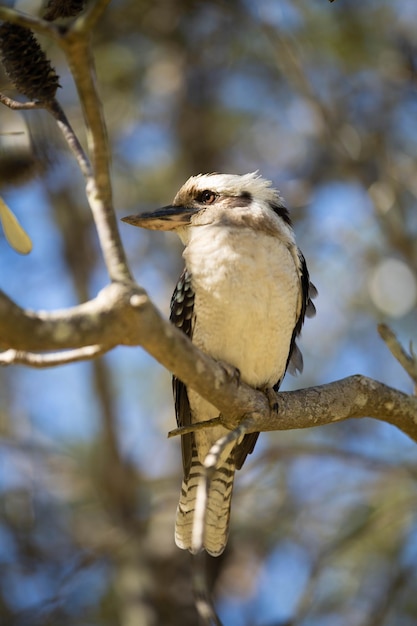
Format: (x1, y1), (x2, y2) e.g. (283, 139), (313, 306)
(0, 5), (132, 283)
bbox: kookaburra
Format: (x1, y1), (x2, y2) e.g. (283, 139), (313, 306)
(122, 172), (316, 556)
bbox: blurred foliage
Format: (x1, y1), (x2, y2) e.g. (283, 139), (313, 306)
(1, 0), (417, 624)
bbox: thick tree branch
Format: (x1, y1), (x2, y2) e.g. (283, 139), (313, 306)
(1, 285), (416, 442)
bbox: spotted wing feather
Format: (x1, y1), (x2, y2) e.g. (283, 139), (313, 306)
(170, 268), (195, 477)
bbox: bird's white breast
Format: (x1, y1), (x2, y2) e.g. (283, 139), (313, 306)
(183, 222), (300, 389)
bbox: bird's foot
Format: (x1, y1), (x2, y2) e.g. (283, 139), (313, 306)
(218, 360), (241, 386)
(262, 386), (279, 414)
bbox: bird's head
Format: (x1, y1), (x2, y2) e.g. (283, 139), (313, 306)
(122, 172), (292, 241)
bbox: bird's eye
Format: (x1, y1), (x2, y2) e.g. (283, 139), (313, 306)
(199, 190), (216, 205)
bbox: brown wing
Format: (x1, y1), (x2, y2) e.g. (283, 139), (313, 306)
(286, 250), (317, 376)
(170, 269), (195, 479)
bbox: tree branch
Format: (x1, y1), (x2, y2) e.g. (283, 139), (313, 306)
(0, 345), (107, 367)
(0, 5), (133, 284)
(191, 416), (256, 555)
(0, 94), (43, 109)
(378, 323), (417, 388)
(0, 7), (60, 38)
(1, 285), (416, 442)
(168, 417), (223, 438)
(60, 29), (132, 283)
(47, 99), (93, 179)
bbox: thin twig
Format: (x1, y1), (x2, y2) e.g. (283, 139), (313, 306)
(191, 416), (255, 626)
(0, 345), (108, 367)
(0, 7), (60, 39)
(192, 418), (255, 553)
(60, 33), (132, 283)
(0, 93), (43, 110)
(47, 99), (93, 180)
(168, 417), (223, 438)
(378, 323), (417, 389)
(192, 553), (224, 626)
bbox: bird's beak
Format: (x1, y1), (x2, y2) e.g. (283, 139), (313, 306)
(121, 205), (197, 231)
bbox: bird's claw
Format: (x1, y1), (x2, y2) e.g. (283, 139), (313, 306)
(263, 386), (279, 414)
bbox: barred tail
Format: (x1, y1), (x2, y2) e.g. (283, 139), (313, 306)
(175, 447), (235, 557)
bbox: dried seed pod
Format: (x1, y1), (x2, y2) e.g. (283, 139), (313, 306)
(0, 22), (60, 102)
